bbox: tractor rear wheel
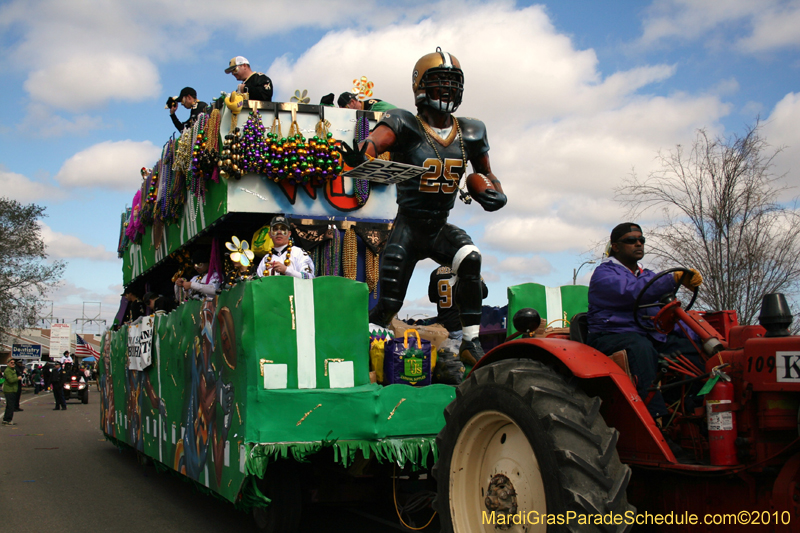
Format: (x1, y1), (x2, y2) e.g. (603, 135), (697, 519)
(434, 358), (634, 532)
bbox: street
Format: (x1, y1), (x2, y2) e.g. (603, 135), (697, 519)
(0, 388), (440, 533)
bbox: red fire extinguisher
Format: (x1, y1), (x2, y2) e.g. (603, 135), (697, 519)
(706, 371), (738, 466)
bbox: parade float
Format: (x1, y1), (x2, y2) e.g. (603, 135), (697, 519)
(100, 88), (454, 531)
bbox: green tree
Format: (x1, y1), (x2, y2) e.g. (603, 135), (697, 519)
(0, 197), (66, 328)
(617, 124), (800, 326)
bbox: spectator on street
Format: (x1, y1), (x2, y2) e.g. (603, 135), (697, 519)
(14, 360), (24, 412)
(3, 360), (20, 425)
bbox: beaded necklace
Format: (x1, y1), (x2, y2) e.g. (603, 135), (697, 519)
(322, 228), (342, 277)
(189, 113), (209, 200)
(265, 241), (293, 274)
(173, 125), (193, 174)
(159, 139), (175, 221)
(205, 108), (221, 153)
(343, 228), (358, 280)
(366, 250), (380, 297)
(354, 117), (371, 206)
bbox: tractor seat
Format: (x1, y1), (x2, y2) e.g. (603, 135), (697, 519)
(569, 312), (589, 344)
(569, 312), (631, 377)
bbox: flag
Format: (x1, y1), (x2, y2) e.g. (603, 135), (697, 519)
(75, 334), (100, 360)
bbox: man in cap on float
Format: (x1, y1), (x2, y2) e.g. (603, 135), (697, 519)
(224, 56), (273, 101)
(587, 222), (703, 421)
(340, 47), (507, 366)
(256, 216), (315, 279)
(175, 248), (221, 301)
(166, 87), (207, 132)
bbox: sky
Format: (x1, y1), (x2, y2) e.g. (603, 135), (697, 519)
(1, 0), (798, 329)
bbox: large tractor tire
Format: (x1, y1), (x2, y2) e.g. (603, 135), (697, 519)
(434, 358), (634, 532)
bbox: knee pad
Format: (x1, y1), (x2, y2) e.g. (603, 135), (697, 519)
(450, 245), (481, 285)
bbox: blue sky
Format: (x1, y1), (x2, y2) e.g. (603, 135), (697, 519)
(1, 0), (798, 327)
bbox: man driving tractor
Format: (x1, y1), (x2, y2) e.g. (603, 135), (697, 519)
(587, 222), (704, 421)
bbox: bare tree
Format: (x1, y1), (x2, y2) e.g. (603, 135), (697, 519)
(0, 197), (66, 329)
(617, 123), (800, 326)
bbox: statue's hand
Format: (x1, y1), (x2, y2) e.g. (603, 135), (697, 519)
(340, 140), (369, 168)
(473, 189), (507, 212)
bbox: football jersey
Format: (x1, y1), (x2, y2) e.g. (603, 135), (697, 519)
(428, 266), (489, 332)
(378, 108), (489, 213)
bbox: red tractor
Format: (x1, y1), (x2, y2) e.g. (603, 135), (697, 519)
(434, 269), (800, 532)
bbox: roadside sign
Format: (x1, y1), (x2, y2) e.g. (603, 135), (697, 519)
(50, 323), (72, 357)
(12, 344), (42, 359)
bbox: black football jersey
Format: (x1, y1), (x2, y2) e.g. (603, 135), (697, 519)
(428, 266), (489, 332)
(378, 108), (489, 212)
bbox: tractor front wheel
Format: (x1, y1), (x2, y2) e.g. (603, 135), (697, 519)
(434, 358), (634, 532)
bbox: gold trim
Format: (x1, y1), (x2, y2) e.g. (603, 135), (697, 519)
(324, 358), (345, 376)
(259, 359), (274, 376)
(416, 116), (458, 147)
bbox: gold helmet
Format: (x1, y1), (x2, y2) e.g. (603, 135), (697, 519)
(412, 47), (464, 113)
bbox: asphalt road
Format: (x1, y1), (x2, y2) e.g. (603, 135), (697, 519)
(0, 388), (440, 533)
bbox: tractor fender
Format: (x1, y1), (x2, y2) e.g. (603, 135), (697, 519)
(473, 338), (677, 465)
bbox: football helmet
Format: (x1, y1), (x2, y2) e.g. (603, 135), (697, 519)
(412, 47), (464, 113)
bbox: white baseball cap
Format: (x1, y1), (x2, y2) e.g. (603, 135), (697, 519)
(225, 56), (250, 73)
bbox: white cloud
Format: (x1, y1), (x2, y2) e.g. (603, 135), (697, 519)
(639, 0), (800, 52)
(484, 216), (608, 254)
(495, 255), (553, 277)
(763, 92), (800, 195)
(20, 104), (105, 138)
(40, 223), (117, 261)
(24, 54), (161, 112)
(737, 2), (800, 52)
(0, 166), (62, 203)
(54, 140), (160, 190)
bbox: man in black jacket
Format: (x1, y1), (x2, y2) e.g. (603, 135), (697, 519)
(51, 362), (67, 410)
(224, 56), (273, 101)
(167, 87), (207, 132)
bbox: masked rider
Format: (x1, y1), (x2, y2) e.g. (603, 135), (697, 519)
(344, 48), (507, 364)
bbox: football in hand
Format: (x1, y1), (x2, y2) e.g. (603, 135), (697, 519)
(465, 172), (495, 197)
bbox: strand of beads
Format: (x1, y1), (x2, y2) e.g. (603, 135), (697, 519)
(189, 114), (209, 200)
(173, 125), (193, 175)
(366, 249), (380, 297)
(240, 110), (270, 175)
(140, 166), (158, 226)
(343, 227), (358, 280)
(219, 127), (242, 180)
(308, 128), (341, 187)
(198, 109), (221, 183)
(321, 227), (342, 277)
(353, 116), (371, 206)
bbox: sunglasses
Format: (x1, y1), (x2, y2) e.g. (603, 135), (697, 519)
(617, 236), (646, 245)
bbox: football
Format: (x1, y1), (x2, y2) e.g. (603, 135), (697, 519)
(465, 172), (495, 197)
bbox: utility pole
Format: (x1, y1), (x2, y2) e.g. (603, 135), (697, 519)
(36, 301), (55, 329)
(74, 302), (106, 334)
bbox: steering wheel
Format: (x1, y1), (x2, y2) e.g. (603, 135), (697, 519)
(633, 267), (699, 332)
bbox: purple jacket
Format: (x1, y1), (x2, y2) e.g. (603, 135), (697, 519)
(587, 258), (677, 342)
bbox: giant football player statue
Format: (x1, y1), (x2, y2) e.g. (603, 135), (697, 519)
(343, 47), (507, 364)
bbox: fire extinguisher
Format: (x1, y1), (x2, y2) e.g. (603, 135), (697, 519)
(706, 370), (738, 466)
